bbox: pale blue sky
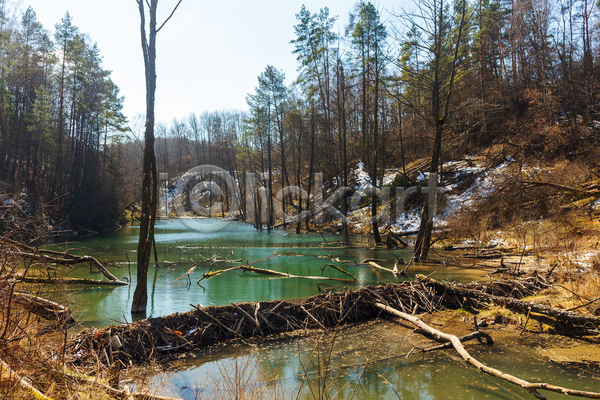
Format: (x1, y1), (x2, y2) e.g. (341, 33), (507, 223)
(22, 0), (400, 124)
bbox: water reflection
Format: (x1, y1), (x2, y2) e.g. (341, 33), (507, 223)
(46, 220), (599, 399)
(156, 320), (599, 400)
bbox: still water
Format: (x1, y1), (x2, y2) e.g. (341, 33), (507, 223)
(50, 219), (599, 399)
(57, 219), (486, 327)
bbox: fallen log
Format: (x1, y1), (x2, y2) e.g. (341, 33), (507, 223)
(239, 265), (355, 282)
(198, 264), (356, 284)
(419, 276), (600, 329)
(14, 251), (128, 285)
(360, 260), (395, 274)
(376, 302), (600, 400)
(9, 291), (76, 327)
(197, 266), (240, 283)
(17, 276), (128, 286)
(3, 238), (127, 285)
(420, 330), (493, 352)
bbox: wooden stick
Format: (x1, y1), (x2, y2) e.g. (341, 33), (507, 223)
(13, 251), (127, 285)
(0, 359), (52, 400)
(322, 264), (356, 281)
(376, 302), (600, 400)
(17, 277), (128, 286)
(190, 304), (247, 342)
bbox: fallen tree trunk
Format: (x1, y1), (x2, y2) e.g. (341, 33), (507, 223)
(360, 259), (394, 273)
(239, 265), (355, 282)
(8, 291), (76, 327)
(198, 264), (355, 284)
(17, 276), (128, 286)
(420, 276), (600, 329)
(376, 302), (600, 400)
(14, 251), (127, 285)
(3, 238), (128, 285)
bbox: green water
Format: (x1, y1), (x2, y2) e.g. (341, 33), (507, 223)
(156, 321), (600, 400)
(52, 219), (486, 327)
(44, 219), (599, 399)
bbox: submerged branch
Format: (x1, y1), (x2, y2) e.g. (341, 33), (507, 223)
(376, 302), (600, 400)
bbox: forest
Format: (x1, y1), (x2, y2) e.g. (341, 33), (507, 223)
(1, 0), (599, 240)
(2, 0), (600, 398)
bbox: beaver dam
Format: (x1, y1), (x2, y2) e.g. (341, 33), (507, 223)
(66, 275), (600, 400)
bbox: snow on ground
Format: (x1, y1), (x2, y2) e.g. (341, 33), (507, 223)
(560, 250), (600, 270)
(354, 162), (372, 189)
(353, 161), (402, 188)
(350, 157), (516, 235)
(441, 159), (514, 220)
(390, 211), (421, 232)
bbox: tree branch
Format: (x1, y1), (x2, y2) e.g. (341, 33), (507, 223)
(157, 0), (183, 33)
(376, 302), (600, 399)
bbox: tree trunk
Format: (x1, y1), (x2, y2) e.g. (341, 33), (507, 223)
(132, 0), (159, 316)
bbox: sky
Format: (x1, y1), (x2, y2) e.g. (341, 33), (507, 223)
(22, 0), (401, 124)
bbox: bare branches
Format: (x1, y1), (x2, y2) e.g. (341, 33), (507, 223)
(157, 0), (183, 33)
(376, 303), (600, 400)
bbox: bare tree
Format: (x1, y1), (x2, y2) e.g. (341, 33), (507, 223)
(132, 0), (183, 316)
(394, 0), (470, 260)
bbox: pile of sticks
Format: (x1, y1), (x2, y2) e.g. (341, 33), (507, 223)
(67, 274), (557, 368)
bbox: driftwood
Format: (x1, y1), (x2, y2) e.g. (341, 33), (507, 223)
(420, 330), (493, 352)
(3, 238), (128, 285)
(376, 302), (600, 400)
(360, 259), (395, 274)
(239, 265), (354, 282)
(17, 276), (129, 286)
(15, 252), (128, 285)
(9, 291), (75, 327)
(197, 264), (356, 284)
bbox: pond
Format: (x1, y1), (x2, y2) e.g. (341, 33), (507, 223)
(55, 219), (487, 327)
(48, 219), (599, 399)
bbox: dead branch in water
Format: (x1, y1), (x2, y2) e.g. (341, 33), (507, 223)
(14, 251), (127, 285)
(360, 259), (395, 275)
(6, 290), (75, 327)
(3, 239), (127, 285)
(17, 276), (128, 286)
(376, 302), (600, 400)
(197, 263), (356, 284)
(239, 265), (355, 282)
